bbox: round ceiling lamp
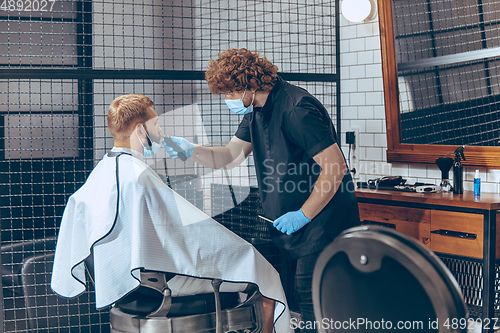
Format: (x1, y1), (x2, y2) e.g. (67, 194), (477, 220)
(341, 0), (377, 23)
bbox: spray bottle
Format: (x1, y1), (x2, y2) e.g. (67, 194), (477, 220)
(453, 145), (465, 194)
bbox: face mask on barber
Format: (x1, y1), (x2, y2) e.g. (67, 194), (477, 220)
(225, 88), (255, 115)
(137, 125), (161, 158)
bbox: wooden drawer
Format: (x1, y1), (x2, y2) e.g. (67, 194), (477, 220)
(430, 210), (483, 258)
(358, 203), (431, 247)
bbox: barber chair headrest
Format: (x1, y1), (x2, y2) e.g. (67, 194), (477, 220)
(313, 226), (468, 333)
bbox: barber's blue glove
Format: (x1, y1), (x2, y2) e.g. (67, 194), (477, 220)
(273, 209), (311, 235)
(162, 136), (194, 160)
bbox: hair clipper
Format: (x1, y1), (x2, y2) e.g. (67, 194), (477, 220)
(163, 136), (188, 161)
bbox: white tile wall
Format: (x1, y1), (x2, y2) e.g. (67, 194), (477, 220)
(340, 13), (500, 193)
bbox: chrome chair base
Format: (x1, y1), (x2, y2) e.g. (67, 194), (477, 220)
(110, 287), (264, 333)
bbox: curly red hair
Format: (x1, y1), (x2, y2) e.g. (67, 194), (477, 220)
(205, 48), (278, 94)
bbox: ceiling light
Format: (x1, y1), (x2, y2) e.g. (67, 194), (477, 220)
(342, 0), (377, 23)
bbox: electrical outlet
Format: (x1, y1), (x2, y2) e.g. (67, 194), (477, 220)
(346, 131), (355, 145)
(348, 127), (359, 176)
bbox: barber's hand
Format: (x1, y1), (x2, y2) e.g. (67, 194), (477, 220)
(162, 136), (194, 160)
(273, 209), (311, 235)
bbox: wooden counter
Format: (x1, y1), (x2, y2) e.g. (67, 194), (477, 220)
(356, 188), (500, 327)
(356, 188), (500, 210)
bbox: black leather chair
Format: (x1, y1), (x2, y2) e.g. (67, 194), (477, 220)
(20, 252), (109, 332)
(1, 236), (57, 296)
(312, 226), (468, 333)
(0, 237), (107, 332)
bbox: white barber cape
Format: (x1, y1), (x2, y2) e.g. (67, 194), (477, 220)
(51, 148), (292, 333)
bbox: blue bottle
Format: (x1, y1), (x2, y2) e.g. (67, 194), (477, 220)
(474, 170), (481, 197)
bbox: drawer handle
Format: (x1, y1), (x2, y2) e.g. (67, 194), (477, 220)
(362, 220), (396, 229)
(430, 229), (477, 240)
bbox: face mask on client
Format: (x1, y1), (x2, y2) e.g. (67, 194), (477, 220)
(225, 88), (255, 115)
(137, 125), (161, 158)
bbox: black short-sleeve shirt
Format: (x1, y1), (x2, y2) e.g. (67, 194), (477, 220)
(235, 77), (360, 258)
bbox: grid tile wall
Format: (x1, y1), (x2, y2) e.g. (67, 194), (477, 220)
(92, 0), (337, 73)
(1, 0), (339, 331)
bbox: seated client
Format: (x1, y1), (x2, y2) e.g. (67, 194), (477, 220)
(51, 94), (291, 333)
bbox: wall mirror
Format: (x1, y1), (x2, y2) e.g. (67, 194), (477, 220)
(379, 0), (500, 168)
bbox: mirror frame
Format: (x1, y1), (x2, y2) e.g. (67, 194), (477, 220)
(378, 0), (500, 168)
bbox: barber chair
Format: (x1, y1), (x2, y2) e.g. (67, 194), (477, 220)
(1, 236), (57, 296)
(1, 237), (107, 332)
(108, 271), (264, 333)
(313, 226), (468, 333)
(20, 250), (264, 333)
(83, 251), (264, 333)
(20, 252), (109, 332)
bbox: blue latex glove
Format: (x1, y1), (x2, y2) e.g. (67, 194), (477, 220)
(273, 209), (311, 235)
(162, 136), (194, 160)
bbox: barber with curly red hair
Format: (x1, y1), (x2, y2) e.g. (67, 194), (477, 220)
(164, 48), (360, 332)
